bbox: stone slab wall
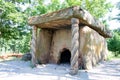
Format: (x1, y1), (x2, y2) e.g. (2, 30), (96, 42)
(36, 29), (52, 64)
(80, 26), (108, 69)
(49, 29), (72, 63)
(35, 26), (108, 69)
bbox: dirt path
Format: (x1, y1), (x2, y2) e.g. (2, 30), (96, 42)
(0, 59), (120, 80)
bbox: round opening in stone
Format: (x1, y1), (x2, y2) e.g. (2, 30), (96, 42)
(59, 48), (71, 64)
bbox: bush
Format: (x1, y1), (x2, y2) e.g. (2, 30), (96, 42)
(107, 29), (120, 56)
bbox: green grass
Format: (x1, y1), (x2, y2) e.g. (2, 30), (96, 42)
(107, 51), (120, 61)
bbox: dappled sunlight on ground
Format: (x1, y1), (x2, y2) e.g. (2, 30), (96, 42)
(0, 59), (120, 80)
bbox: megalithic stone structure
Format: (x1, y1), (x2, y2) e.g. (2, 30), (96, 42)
(28, 6), (112, 75)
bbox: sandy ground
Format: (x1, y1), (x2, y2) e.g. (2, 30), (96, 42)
(0, 59), (120, 80)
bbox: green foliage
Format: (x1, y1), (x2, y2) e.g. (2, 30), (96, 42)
(0, 0), (27, 40)
(18, 33), (31, 53)
(63, 0), (112, 18)
(107, 51), (120, 61)
(107, 29), (120, 56)
(65, 0), (82, 7)
(37, 0), (112, 19)
(0, 0), (31, 53)
(83, 0), (112, 18)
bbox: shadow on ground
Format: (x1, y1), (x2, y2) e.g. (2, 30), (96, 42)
(0, 59), (120, 80)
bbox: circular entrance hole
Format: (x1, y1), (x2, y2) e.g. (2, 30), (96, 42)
(59, 48), (71, 64)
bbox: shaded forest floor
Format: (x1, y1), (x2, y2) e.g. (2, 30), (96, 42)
(0, 59), (120, 80)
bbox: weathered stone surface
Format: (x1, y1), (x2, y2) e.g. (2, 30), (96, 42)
(79, 26), (108, 69)
(49, 29), (71, 63)
(34, 26), (108, 70)
(28, 6), (112, 38)
(29, 6), (110, 73)
(70, 18), (79, 75)
(36, 29), (52, 64)
(31, 26), (38, 66)
(35, 29), (72, 64)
